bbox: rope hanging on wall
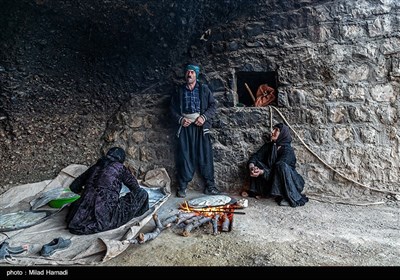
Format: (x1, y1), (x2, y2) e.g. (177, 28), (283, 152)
(269, 105), (400, 197)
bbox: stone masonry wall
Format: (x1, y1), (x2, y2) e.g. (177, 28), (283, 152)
(102, 0), (400, 200)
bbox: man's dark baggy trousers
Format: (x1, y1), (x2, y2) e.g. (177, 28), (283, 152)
(176, 124), (215, 191)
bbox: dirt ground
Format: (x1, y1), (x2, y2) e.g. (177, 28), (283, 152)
(101, 190), (400, 267)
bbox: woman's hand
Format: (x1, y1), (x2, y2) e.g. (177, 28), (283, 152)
(250, 165), (264, 177)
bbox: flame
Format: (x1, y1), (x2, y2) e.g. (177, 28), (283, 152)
(179, 201), (235, 218)
(177, 201), (236, 233)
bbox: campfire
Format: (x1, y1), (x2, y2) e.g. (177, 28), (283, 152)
(126, 196), (247, 244)
(162, 195), (247, 237)
(177, 200), (244, 236)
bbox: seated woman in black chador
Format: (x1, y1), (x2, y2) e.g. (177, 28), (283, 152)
(66, 147), (149, 235)
(243, 123), (308, 207)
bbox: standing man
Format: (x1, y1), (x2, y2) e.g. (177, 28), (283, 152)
(170, 63), (221, 198)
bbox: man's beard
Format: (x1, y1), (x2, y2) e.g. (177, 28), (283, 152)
(186, 76), (196, 84)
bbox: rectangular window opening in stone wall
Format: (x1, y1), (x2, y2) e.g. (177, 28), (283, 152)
(236, 71), (278, 107)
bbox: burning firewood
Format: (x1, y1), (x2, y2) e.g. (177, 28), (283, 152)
(184, 215), (203, 225)
(161, 213), (179, 228)
(175, 215), (202, 229)
(153, 213), (163, 229)
(211, 214), (220, 235)
(137, 228), (161, 244)
(182, 216), (212, 237)
(161, 212), (195, 228)
(221, 214), (231, 232)
(176, 212), (197, 224)
(127, 239), (138, 244)
(133, 213), (164, 244)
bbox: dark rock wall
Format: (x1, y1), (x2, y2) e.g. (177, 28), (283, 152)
(1, 0), (399, 200)
(0, 0), (244, 189)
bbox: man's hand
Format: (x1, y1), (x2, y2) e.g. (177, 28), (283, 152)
(194, 116), (205, 126)
(182, 117), (193, 127)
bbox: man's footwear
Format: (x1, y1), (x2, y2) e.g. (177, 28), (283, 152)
(40, 237), (71, 257)
(204, 186), (221, 195)
(176, 189), (186, 198)
(279, 199), (290, 206)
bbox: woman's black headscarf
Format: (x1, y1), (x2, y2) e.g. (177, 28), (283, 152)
(96, 147), (126, 168)
(273, 123), (292, 145)
(266, 123), (292, 167)
(106, 147), (126, 163)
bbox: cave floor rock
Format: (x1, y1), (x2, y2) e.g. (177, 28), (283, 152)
(101, 190), (400, 267)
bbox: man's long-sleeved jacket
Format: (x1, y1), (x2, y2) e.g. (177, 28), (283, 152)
(170, 82), (216, 136)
